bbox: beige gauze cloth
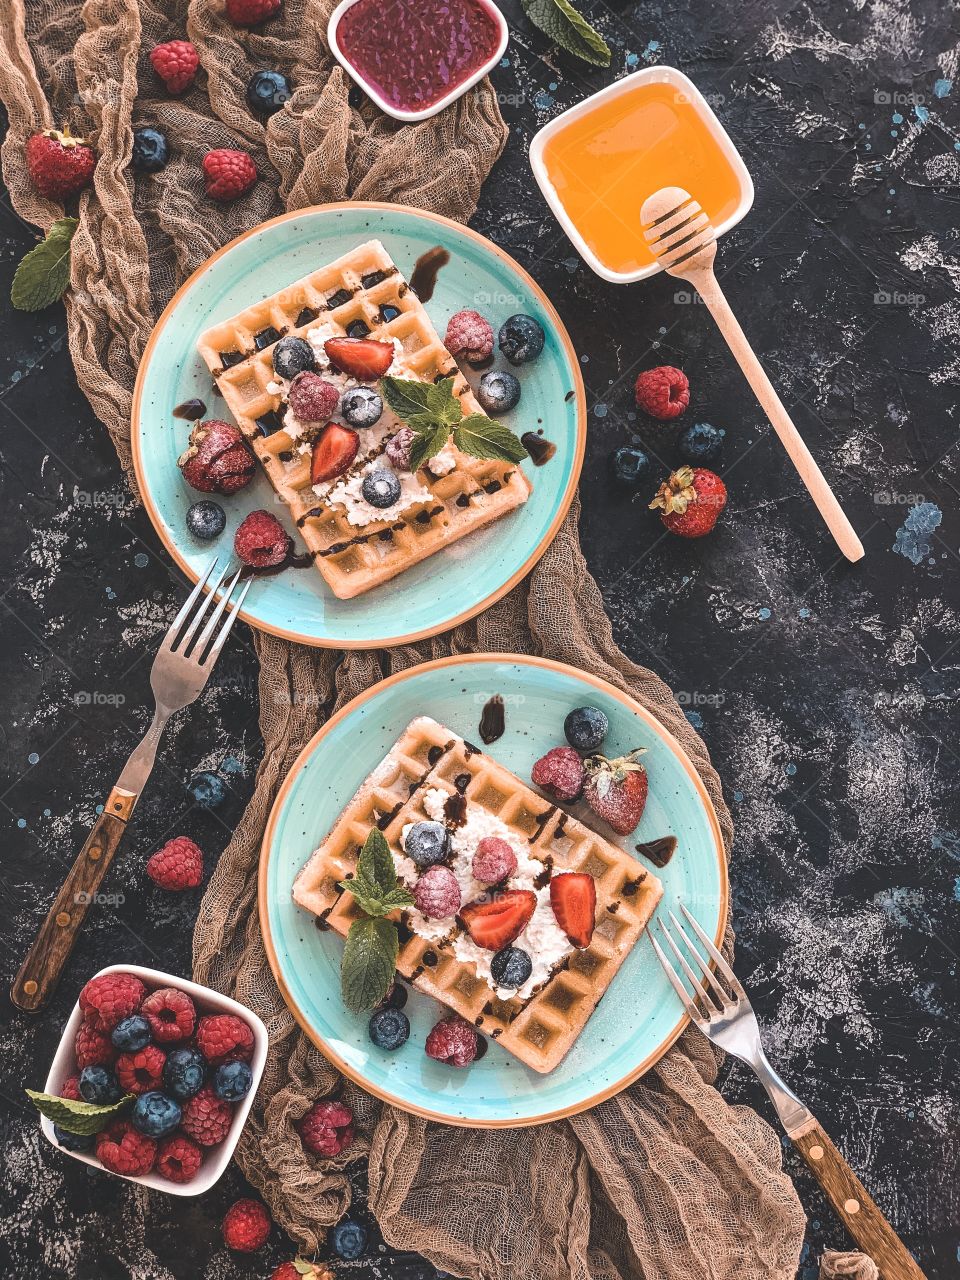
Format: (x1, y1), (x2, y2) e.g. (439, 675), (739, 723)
(0, 0), (812, 1275)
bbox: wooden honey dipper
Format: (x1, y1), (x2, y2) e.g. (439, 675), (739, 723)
(640, 186), (864, 563)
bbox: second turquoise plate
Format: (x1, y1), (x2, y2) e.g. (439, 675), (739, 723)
(260, 655), (727, 1127)
(132, 204), (585, 649)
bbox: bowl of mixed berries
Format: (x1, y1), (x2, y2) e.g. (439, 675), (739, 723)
(30, 965), (267, 1195)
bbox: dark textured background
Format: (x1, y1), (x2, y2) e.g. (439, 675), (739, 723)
(1, 0), (958, 1275)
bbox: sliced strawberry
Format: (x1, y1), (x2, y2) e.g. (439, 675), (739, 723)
(549, 873), (597, 948)
(324, 337), (394, 381)
(310, 422), (360, 485)
(459, 889), (536, 951)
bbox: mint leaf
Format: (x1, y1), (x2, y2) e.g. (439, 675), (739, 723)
(408, 420), (452, 472)
(11, 217), (78, 311)
(380, 376), (434, 419)
(357, 828), (397, 897)
(424, 378), (463, 426)
(453, 415), (528, 464)
(378, 885), (415, 912)
(26, 1087), (132, 1135)
(341, 916), (399, 1012)
(519, 0), (611, 66)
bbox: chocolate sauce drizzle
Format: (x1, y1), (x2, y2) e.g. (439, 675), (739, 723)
(521, 432), (557, 466)
(409, 245), (450, 302)
(635, 835), (678, 868)
(479, 694), (505, 744)
(172, 398), (206, 420)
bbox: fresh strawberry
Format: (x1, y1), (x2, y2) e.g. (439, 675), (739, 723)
(310, 422), (359, 485)
(26, 128), (96, 201)
(324, 337), (394, 381)
(459, 889), (536, 951)
(583, 750), (648, 836)
(549, 872), (597, 948)
(649, 466), (727, 538)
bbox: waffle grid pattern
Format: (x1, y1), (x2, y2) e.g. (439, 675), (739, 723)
(196, 240), (531, 598)
(293, 716), (663, 1072)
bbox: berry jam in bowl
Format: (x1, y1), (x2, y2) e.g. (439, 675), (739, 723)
(36, 965), (267, 1196)
(328, 0), (508, 122)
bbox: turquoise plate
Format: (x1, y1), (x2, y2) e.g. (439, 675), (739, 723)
(132, 204), (585, 649)
(261, 655), (727, 1127)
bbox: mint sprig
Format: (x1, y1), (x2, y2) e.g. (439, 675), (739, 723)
(520, 0), (611, 66)
(11, 217), (78, 311)
(26, 1087), (133, 1135)
(339, 828), (413, 1013)
(380, 375), (527, 468)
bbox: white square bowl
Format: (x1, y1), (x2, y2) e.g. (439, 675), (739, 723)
(39, 964), (268, 1197)
(327, 0), (509, 123)
(529, 65), (754, 284)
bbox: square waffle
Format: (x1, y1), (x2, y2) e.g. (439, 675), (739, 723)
(196, 240), (531, 599)
(293, 716), (664, 1073)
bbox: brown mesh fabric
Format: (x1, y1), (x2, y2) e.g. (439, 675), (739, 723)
(0, 2), (813, 1275)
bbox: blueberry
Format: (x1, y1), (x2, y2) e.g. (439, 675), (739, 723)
(213, 1060), (254, 1102)
(79, 1066), (121, 1105)
(245, 69), (292, 117)
(331, 1220), (368, 1261)
(403, 820), (450, 868)
(490, 946), (533, 989)
(368, 1007), (410, 1051)
(341, 386), (383, 428)
(498, 314), (545, 365)
(476, 369), (521, 414)
(163, 1047), (206, 1101)
(610, 445), (651, 488)
(186, 500), (226, 542)
(54, 1126), (94, 1152)
(677, 421), (724, 466)
(132, 1091), (182, 1138)
(188, 770), (226, 807)
(131, 127), (169, 173)
(563, 706), (609, 753)
(361, 468), (402, 509)
(111, 1015), (152, 1053)
(273, 335), (316, 380)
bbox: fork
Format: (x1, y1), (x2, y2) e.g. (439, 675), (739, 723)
(650, 904), (927, 1280)
(10, 559), (252, 1014)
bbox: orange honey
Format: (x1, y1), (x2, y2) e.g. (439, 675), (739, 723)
(540, 79), (746, 277)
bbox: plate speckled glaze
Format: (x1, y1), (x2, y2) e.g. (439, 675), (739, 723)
(260, 655), (727, 1127)
(132, 204), (585, 649)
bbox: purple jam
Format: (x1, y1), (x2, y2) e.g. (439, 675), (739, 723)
(337, 0), (501, 113)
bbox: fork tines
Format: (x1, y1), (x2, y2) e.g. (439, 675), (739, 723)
(649, 902), (744, 1024)
(165, 557), (252, 666)
(640, 187), (715, 270)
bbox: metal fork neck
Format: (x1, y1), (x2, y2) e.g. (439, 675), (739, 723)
(749, 1042), (813, 1137)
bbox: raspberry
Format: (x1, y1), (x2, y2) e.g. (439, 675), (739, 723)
(445, 309), (494, 364)
(385, 427), (415, 471)
(148, 40), (199, 95)
(196, 1013), (255, 1065)
(75, 1022), (117, 1068)
(298, 1100), (355, 1157)
(79, 972), (146, 1033)
(141, 988), (196, 1043)
(178, 419), (255, 495)
(531, 746), (584, 802)
(634, 365), (690, 420)
(425, 1015), (478, 1067)
(226, 0), (282, 25)
(146, 836), (203, 891)
(95, 1120), (157, 1177)
(180, 1084), (233, 1146)
(234, 509), (290, 568)
(222, 1198), (272, 1252)
(202, 148), (257, 202)
(412, 865), (461, 919)
(287, 372), (339, 423)
(472, 836), (517, 884)
(156, 1132), (203, 1183)
(59, 1074), (82, 1101)
(116, 1044), (167, 1094)
(25, 128), (96, 202)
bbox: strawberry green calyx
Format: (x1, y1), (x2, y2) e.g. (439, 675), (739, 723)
(583, 748), (647, 796)
(649, 466), (697, 515)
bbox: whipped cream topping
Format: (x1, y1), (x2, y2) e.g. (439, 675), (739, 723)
(319, 460), (432, 528)
(396, 787), (574, 1001)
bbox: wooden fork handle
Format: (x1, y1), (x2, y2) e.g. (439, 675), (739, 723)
(10, 786), (136, 1013)
(684, 262), (865, 563)
(791, 1120), (926, 1279)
